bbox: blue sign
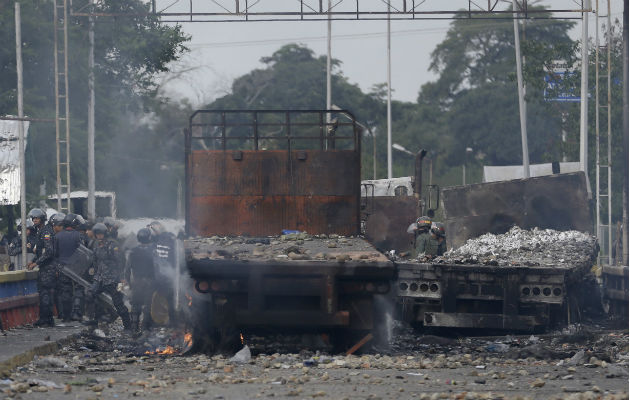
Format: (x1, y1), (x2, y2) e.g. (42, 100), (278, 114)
(544, 71), (581, 102)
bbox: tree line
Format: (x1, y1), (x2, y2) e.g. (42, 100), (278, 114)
(0, 1), (625, 227)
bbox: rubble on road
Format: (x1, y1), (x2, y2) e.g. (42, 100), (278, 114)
(427, 227), (598, 267)
(0, 320), (626, 400)
(185, 234), (388, 263)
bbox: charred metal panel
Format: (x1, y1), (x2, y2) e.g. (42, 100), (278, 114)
(441, 172), (592, 249)
(188, 150), (360, 236)
(602, 265), (629, 318)
(423, 312), (542, 330)
(364, 196), (418, 252)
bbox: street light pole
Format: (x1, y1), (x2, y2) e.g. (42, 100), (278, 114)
(386, 3), (392, 179)
(580, 0), (591, 195)
(512, 0), (530, 178)
(15, 2), (27, 269)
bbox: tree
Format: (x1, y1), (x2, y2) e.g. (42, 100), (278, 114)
(0, 0), (189, 217)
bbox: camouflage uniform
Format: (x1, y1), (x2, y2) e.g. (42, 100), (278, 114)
(413, 232), (432, 258)
(424, 236), (447, 257)
(33, 223), (56, 324)
(87, 238), (131, 328)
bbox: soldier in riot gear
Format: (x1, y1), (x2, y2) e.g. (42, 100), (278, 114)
(8, 219), (36, 269)
(27, 208), (57, 327)
(54, 213), (83, 322)
(126, 228), (155, 332)
(85, 223), (131, 330)
(148, 221), (177, 324)
(103, 217), (120, 240)
(71, 218), (94, 321)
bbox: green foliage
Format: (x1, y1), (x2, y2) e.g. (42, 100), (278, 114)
(0, 0), (189, 217)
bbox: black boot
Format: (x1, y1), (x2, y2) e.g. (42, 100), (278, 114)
(34, 318), (54, 327)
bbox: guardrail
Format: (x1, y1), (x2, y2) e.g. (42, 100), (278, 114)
(0, 270), (39, 329)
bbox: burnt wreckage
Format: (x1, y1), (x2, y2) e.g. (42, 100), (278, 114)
(184, 110), (394, 348)
(184, 109), (605, 350)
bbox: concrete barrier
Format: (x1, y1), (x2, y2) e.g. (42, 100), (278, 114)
(0, 270), (39, 329)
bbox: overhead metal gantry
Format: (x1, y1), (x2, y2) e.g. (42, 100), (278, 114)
(69, 0), (591, 22)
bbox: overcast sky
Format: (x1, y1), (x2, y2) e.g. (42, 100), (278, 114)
(156, 1), (625, 106)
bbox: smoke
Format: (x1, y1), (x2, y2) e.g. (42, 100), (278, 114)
(373, 294), (395, 350)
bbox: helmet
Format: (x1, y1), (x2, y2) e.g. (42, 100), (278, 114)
(63, 213), (80, 228)
(416, 216), (432, 230)
(92, 223), (108, 236)
(431, 222), (446, 237)
(28, 208), (47, 221)
(137, 228), (152, 244)
(16, 219), (35, 231)
(148, 221), (165, 236)
(103, 217), (116, 228)
(50, 213), (66, 227)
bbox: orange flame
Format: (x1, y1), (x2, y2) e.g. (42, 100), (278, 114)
(240, 333), (244, 345)
(156, 346), (176, 355)
(186, 293), (192, 307)
(184, 333), (193, 348)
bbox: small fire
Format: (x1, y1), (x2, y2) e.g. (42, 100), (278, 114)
(184, 332), (193, 349)
(240, 333), (244, 345)
(156, 346), (176, 355)
(186, 293), (192, 307)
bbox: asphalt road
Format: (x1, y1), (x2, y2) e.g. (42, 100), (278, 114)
(1, 323), (628, 400)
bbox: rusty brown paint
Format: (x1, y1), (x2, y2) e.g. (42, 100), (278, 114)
(188, 150), (360, 236)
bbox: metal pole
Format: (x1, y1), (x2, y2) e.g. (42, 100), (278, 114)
(580, 0), (591, 195)
(373, 127), (376, 179)
(53, 0), (61, 211)
(622, 0), (628, 265)
(606, 0), (613, 264)
(513, 0), (529, 178)
(595, 0), (601, 251)
(15, 2), (27, 269)
(87, 0), (96, 220)
(326, 0), (332, 123)
(386, 3), (392, 179)
(63, 0), (71, 211)
(462, 163), (466, 185)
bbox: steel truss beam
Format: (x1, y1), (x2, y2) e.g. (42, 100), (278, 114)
(69, 1), (590, 22)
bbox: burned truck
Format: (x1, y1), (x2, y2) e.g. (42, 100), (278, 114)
(397, 172), (599, 331)
(184, 110), (394, 349)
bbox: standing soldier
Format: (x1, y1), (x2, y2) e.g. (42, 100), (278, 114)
(104, 217), (121, 240)
(148, 221), (176, 324)
(54, 213), (83, 322)
(424, 222), (447, 258)
(8, 219), (36, 269)
(27, 208), (56, 327)
(71, 218), (94, 321)
(126, 228), (155, 332)
(409, 216), (432, 258)
(85, 223), (131, 330)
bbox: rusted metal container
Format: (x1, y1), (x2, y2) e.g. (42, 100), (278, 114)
(186, 110), (361, 237)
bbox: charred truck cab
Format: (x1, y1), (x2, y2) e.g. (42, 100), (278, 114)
(184, 110), (394, 349)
